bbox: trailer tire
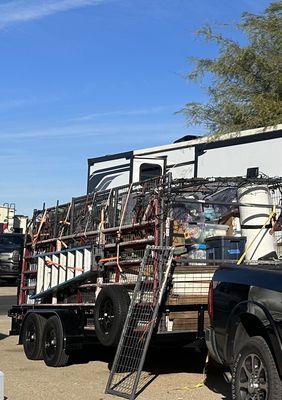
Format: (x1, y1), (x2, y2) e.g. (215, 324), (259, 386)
(22, 313), (46, 360)
(94, 285), (130, 347)
(42, 316), (69, 367)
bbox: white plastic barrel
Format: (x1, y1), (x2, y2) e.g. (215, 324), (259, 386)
(237, 185), (277, 260)
(0, 371), (4, 400)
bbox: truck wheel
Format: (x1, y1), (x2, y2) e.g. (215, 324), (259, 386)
(42, 316), (69, 367)
(232, 336), (282, 400)
(94, 285), (130, 347)
(22, 313), (46, 360)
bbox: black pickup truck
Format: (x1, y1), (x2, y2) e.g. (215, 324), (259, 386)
(206, 263), (282, 400)
(0, 233), (24, 282)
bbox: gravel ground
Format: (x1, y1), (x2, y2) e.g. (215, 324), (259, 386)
(0, 286), (231, 400)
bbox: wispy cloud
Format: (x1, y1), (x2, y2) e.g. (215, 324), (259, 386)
(0, 98), (32, 111)
(0, 120), (184, 140)
(0, 0), (107, 29)
(0, 94), (61, 111)
(71, 105), (174, 122)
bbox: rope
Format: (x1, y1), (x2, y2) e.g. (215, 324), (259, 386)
(116, 184), (133, 274)
(98, 207), (106, 246)
(44, 259), (84, 272)
(100, 256), (118, 263)
(83, 192), (97, 236)
(174, 353), (208, 393)
(32, 209), (47, 246)
(59, 203), (72, 239)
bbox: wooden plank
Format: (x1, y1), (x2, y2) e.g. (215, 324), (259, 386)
(169, 310), (209, 319)
(172, 313), (210, 331)
(173, 265), (217, 274)
(172, 317), (210, 331)
(169, 311), (199, 319)
(166, 294), (208, 305)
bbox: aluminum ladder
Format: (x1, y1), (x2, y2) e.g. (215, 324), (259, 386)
(105, 245), (174, 400)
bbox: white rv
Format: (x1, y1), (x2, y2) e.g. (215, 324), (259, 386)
(87, 124), (282, 193)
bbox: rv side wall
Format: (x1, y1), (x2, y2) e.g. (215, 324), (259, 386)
(197, 137), (282, 178)
(88, 156), (131, 192)
(134, 146), (195, 181)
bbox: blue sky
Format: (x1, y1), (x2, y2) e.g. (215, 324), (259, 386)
(0, 0), (272, 215)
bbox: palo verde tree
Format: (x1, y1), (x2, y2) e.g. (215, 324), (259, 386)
(181, 2), (282, 134)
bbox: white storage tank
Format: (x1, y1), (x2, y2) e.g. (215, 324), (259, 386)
(238, 185), (277, 260)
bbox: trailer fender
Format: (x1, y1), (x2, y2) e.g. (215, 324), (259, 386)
(19, 309), (85, 350)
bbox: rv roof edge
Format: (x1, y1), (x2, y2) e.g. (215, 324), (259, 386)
(133, 124), (282, 156)
(87, 124), (282, 193)
(87, 124), (281, 164)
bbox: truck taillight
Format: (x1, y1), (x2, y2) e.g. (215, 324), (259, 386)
(208, 281), (214, 322)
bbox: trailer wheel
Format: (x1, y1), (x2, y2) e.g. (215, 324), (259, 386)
(42, 316), (69, 367)
(22, 313), (46, 360)
(94, 285), (130, 347)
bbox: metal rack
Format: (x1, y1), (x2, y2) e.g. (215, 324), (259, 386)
(19, 175), (282, 313)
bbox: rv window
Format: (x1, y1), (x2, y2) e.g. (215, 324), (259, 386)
(140, 163), (162, 181)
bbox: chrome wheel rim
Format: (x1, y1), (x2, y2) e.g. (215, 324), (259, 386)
(25, 321), (36, 353)
(98, 298), (115, 335)
(45, 328), (57, 359)
(239, 353), (268, 400)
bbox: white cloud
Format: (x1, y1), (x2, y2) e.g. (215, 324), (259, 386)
(0, 0), (107, 28)
(71, 106), (173, 122)
(0, 121), (184, 140)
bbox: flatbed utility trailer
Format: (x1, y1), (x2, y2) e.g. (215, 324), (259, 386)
(9, 175), (282, 369)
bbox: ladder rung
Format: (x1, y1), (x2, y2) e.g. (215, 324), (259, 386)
(104, 259), (142, 267)
(84, 326), (95, 331)
(21, 286), (36, 291)
(79, 282), (136, 288)
(23, 270), (38, 274)
(104, 238), (154, 249)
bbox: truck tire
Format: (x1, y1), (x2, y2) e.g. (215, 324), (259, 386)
(232, 336), (282, 400)
(94, 285), (130, 347)
(22, 313), (46, 360)
(42, 316), (69, 367)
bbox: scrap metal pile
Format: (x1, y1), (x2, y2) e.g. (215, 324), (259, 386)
(21, 175), (282, 311)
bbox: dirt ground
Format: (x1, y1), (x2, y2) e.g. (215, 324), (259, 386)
(0, 285), (231, 400)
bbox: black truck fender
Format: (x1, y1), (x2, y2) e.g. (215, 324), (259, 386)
(19, 309), (85, 351)
(224, 300), (282, 376)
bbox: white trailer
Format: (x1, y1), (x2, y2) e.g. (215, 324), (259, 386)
(87, 124), (282, 193)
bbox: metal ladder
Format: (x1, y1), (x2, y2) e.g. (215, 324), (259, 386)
(19, 246), (94, 304)
(105, 245), (174, 400)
